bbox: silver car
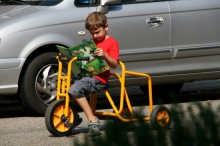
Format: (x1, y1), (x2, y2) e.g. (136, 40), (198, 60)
(0, 0), (220, 115)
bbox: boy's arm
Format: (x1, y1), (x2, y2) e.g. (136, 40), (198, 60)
(94, 48), (118, 69)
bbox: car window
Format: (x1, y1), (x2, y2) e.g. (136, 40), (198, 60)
(74, 0), (97, 7)
(74, 0), (165, 7)
(121, 0), (165, 4)
(0, 0), (63, 6)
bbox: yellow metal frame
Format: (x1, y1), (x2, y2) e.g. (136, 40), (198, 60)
(56, 56), (153, 123)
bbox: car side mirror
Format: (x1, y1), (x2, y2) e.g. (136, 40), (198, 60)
(97, 0), (121, 14)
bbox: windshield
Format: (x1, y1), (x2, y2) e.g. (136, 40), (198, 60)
(0, 0), (63, 6)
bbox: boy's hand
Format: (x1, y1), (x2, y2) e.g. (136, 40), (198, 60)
(94, 48), (106, 58)
(94, 48), (118, 69)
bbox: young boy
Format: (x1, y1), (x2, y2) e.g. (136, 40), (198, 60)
(68, 12), (119, 136)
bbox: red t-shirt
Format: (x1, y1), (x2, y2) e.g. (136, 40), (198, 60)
(93, 36), (119, 84)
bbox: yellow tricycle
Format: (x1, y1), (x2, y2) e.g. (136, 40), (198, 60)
(45, 55), (172, 137)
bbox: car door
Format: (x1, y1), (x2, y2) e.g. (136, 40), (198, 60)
(90, 0), (171, 85)
(168, 0), (220, 75)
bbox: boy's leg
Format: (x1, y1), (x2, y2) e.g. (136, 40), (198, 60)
(69, 77), (105, 122)
(71, 95), (96, 122)
(69, 77), (104, 135)
(71, 95), (100, 136)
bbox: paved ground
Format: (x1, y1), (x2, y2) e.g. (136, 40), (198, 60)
(0, 79), (220, 146)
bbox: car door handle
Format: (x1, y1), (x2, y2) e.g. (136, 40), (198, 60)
(148, 20), (162, 23)
(78, 31), (85, 36)
(146, 17), (164, 27)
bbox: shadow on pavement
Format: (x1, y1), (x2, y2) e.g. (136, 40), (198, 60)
(0, 100), (35, 118)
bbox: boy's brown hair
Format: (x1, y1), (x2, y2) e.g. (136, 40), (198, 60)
(85, 12), (107, 30)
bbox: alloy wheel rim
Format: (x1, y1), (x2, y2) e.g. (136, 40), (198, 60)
(35, 64), (66, 105)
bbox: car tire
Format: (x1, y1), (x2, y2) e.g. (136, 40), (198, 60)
(139, 83), (183, 99)
(20, 52), (62, 116)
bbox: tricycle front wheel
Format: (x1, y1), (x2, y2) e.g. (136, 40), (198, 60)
(45, 99), (78, 137)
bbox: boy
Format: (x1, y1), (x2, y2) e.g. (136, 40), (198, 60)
(68, 12), (119, 136)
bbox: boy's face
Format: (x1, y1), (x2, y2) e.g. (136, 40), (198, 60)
(89, 24), (108, 42)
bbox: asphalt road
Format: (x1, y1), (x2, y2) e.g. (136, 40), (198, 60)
(1, 80), (220, 146)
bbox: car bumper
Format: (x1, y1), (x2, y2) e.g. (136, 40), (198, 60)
(0, 58), (25, 95)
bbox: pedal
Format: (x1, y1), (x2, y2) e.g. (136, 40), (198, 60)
(64, 123), (73, 127)
(142, 114), (150, 117)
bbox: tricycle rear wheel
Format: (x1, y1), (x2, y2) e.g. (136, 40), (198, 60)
(150, 106), (172, 130)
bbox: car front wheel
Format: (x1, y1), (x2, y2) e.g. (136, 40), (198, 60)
(20, 52), (64, 116)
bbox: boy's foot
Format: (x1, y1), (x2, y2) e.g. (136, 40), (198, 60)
(88, 116), (100, 136)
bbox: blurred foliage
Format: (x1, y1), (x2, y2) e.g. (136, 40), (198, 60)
(74, 101), (220, 146)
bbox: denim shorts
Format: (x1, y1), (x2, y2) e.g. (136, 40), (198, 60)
(68, 77), (105, 98)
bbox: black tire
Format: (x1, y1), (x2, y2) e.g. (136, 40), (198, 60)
(140, 83), (183, 98)
(45, 99), (78, 137)
(20, 52), (63, 115)
(150, 106), (172, 130)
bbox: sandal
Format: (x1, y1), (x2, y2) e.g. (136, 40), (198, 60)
(88, 116), (100, 136)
